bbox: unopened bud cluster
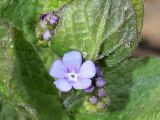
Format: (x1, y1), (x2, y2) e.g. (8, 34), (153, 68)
(83, 65), (111, 112)
(36, 12), (59, 42)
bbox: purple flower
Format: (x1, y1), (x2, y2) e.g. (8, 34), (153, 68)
(89, 96), (97, 104)
(49, 51), (96, 92)
(84, 85), (95, 93)
(96, 77), (106, 87)
(98, 88), (106, 97)
(43, 30), (51, 40)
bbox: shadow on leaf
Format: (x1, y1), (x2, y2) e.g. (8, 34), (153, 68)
(104, 58), (149, 111)
(13, 28), (67, 120)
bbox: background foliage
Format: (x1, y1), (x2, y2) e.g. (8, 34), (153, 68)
(1, 0), (159, 120)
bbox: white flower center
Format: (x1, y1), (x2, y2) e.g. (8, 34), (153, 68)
(67, 72), (78, 82)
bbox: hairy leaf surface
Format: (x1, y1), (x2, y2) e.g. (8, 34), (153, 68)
(51, 0), (139, 67)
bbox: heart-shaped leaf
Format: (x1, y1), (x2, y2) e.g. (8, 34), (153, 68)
(51, 0), (140, 67)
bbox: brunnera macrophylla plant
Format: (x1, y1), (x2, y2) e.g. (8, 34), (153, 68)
(4, 0), (160, 120)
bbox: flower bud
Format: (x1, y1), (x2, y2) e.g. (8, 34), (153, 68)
(96, 65), (103, 77)
(102, 97), (111, 106)
(50, 19), (56, 25)
(97, 102), (106, 110)
(49, 15), (59, 25)
(40, 14), (48, 21)
(96, 77), (106, 87)
(43, 30), (51, 40)
(51, 15), (59, 21)
(89, 96), (98, 105)
(98, 88), (106, 97)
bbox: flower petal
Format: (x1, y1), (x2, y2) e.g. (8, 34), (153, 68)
(78, 60), (96, 79)
(63, 51), (82, 70)
(73, 79), (91, 89)
(54, 79), (72, 92)
(84, 85), (95, 93)
(49, 60), (65, 79)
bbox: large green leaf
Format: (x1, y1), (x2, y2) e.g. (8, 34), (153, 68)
(51, 0), (139, 65)
(0, 15), (69, 120)
(74, 57), (160, 120)
(0, 20), (32, 119)
(12, 28), (69, 120)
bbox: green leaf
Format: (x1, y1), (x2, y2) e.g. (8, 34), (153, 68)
(75, 57), (160, 120)
(0, 20), (32, 120)
(0, 21), (13, 100)
(0, 101), (32, 120)
(51, 0), (139, 64)
(0, 18), (68, 120)
(120, 58), (160, 120)
(0, 0), (41, 46)
(0, 0), (71, 71)
(101, 0), (139, 67)
(42, 0), (71, 13)
(131, 0), (144, 32)
(12, 28), (69, 120)
(0, 0), (39, 30)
